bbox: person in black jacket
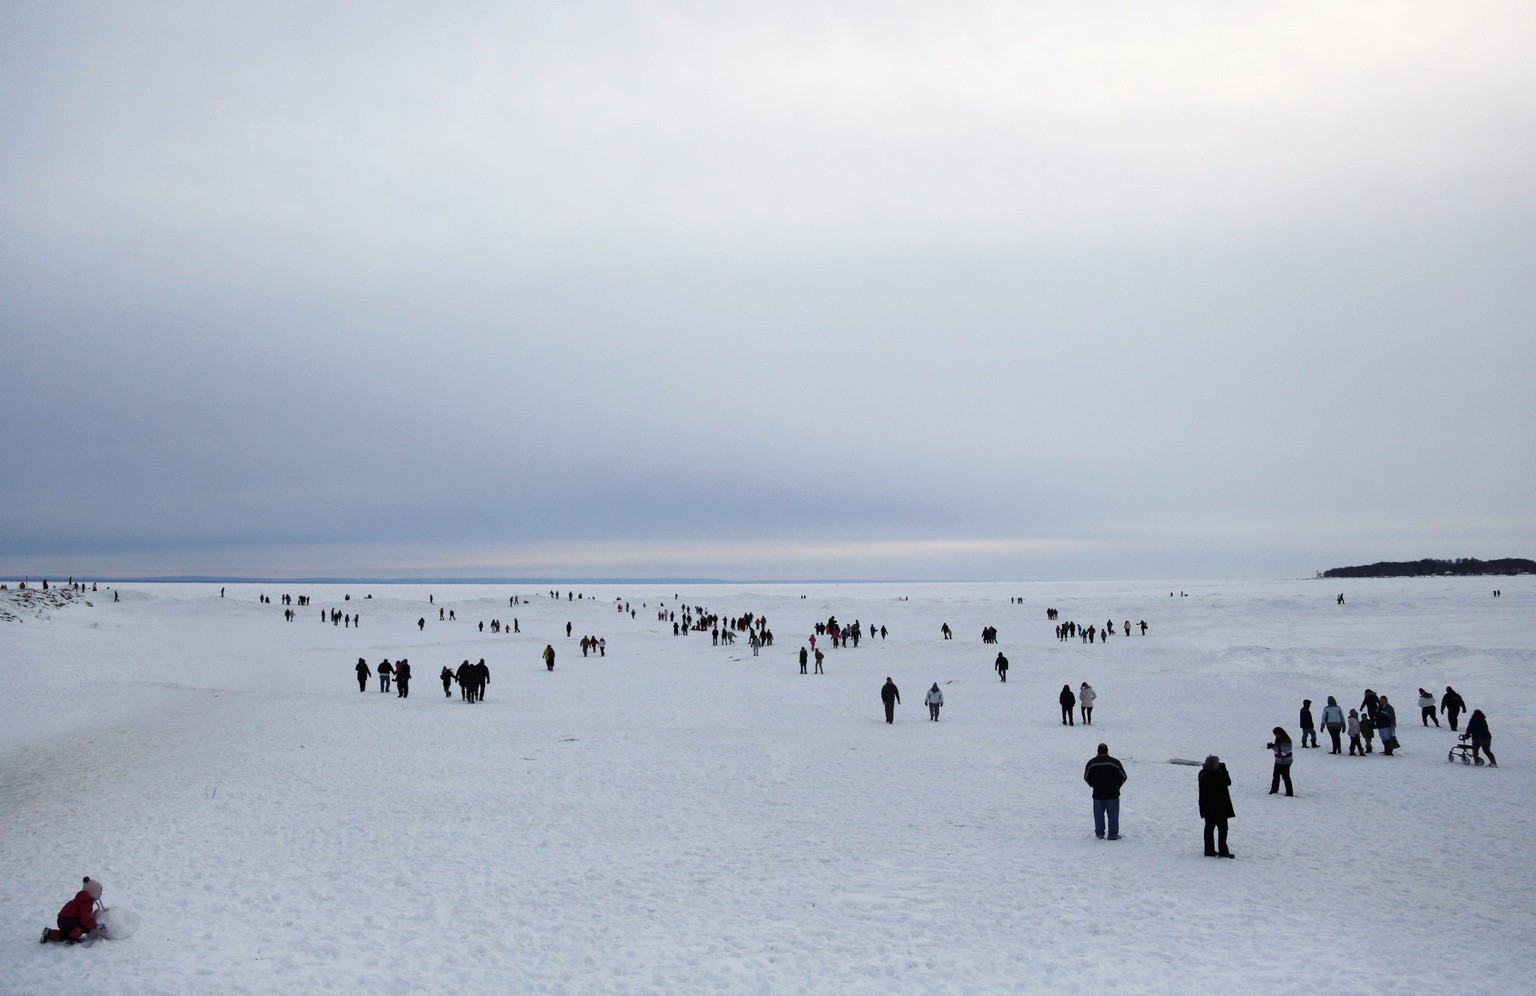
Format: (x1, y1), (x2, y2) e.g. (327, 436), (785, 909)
(995, 653), (1009, 682)
(1084, 743), (1127, 839)
(355, 657), (371, 693)
(1441, 686), (1466, 731)
(881, 677), (901, 724)
(474, 658), (490, 701)
(455, 659), (475, 702)
(1464, 709), (1497, 766)
(1198, 756), (1235, 857)
(394, 658), (411, 698)
(1299, 700), (1318, 748)
(1059, 684), (1076, 726)
(440, 665), (454, 697)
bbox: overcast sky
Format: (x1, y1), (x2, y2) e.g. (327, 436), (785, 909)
(3, 2), (1533, 581)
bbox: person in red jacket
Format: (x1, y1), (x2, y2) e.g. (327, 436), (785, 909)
(41, 877), (102, 943)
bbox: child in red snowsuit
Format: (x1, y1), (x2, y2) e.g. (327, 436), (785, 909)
(42, 877), (102, 943)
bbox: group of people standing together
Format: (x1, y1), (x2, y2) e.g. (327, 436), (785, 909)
(1269, 685), (1498, 797)
(356, 657), (412, 697)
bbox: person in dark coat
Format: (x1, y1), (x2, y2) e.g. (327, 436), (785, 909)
(800, 647), (808, 674)
(355, 657), (371, 693)
(1377, 695), (1399, 755)
(995, 653), (1009, 682)
(474, 658), (490, 701)
(1059, 684), (1076, 726)
(455, 659), (475, 702)
(543, 644), (556, 671)
(1360, 688), (1380, 723)
(42, 877), (103, 943)
(394, 658), (411, 698)
(378, 659), (393, 694)
(440, 665), (454, 697)
(1199, 756), (1236, 857)
(1083, 743), (1127, 839)
(1267, 727), (1294, 796)
(881, 677), (901, 724)
(1464, 709), (1497, 766)
(1299, 700), (1318, 748)
(1441, 686), (1466, 731)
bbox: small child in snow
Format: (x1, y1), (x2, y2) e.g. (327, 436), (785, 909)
(41, 877), (103, 944)
(1347, 709), (1364, 755)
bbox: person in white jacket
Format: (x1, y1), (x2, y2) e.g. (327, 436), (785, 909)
(1079, 683), (1097, 725)
(925, 683), (944, 721)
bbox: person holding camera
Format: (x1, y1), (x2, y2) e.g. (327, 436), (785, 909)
(1198, 756), (1235, 857)
(1267, 727), (1294, 796)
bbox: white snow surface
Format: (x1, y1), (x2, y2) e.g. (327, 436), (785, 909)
(3, 577), (1534, 994)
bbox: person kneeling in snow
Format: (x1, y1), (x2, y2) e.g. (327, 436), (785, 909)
(41, 876), (103, 944)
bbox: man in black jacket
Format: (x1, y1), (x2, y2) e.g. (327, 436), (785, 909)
(1441, 686), (1466, 731)
(1084, 743), (1128, 840)
(880, 677), (901, 724)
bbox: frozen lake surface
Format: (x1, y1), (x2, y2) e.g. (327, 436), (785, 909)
(4, 577), (1533, 994)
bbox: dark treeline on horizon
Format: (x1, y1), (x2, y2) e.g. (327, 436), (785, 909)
(1322, 557), (1536, 578)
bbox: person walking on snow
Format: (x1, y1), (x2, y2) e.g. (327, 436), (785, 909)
(440, 666), (454, 697)
(1464, 709), (1497, 766)
(1441, 686), (1466, 731)
(1347, 709), (1364, 755)
(995, 652), (1009, 682)
(881, 677), (901, 724)
(1418, 688), (1440, 727)
(355, 657), (370, 692)
(925, 683), (944, 720)
(1059, 684), (1077, 726)
(378, 659), (393, 694)
(1320, 697), (1346, 753)
(543, 644), (556, 671)
(1084, 743), (1127, 840)
(1079, 682), (1097, 725)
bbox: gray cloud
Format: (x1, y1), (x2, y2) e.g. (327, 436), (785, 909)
(3, 2), (1533, 579)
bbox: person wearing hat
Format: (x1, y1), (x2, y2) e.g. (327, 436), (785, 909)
(1079, 682), (1097, 725)
(925, 682), (944, 721)
(41, 877), (103, 944)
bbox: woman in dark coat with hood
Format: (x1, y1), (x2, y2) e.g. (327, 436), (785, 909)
(1059, 684), (1076, 726)
(1198, 756), (1235, 857)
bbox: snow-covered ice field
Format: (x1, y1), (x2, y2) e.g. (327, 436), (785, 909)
(3, 576), (1534, 994)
